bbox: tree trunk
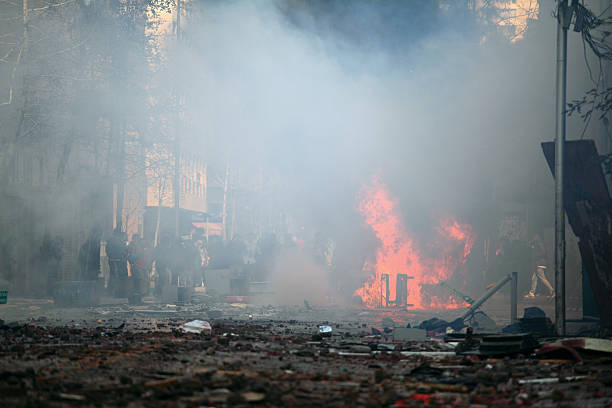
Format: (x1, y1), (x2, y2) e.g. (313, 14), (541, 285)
(1, 2), (29, 182)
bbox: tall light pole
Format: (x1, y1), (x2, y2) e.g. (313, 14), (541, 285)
(174, 0), (181, 239)
(554, 0), (571, 336)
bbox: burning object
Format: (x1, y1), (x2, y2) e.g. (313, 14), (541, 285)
(353, 177), (474, 309)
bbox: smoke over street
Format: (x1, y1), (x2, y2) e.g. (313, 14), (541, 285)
(1, 0), (611, 406)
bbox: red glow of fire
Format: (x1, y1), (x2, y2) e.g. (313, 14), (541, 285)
(354, 177), (475, 310)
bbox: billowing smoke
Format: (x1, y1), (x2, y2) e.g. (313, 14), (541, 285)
(170, 1), (593, 296)
(269, 248), (331, 306)
(0, 0), (601, 301)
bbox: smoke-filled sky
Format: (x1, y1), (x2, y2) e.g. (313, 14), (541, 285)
(170, 0), (596, 241)
(1, 0), (606, 297)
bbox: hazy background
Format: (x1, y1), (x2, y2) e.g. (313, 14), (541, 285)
(0, 0), (607, 300)
(173, 0), (597, 292)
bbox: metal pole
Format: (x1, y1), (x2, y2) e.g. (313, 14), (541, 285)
(461, 274), (513, 320)
(554, 0), (569, 336)
(511, 272), (518, 324)
(173, 0), (182, 239)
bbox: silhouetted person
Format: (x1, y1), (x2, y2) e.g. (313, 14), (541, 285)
(39, 234), (63, 297)
(106, 229), (127, 297)
(494, 236), (528, 285)
(154, 236), (172, 296)
(78, 227), (101, 281)
(128, 234), (149, 301)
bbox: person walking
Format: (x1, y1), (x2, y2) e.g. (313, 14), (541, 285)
(524, 234), (555, 298)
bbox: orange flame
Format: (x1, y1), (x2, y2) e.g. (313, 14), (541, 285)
(354, 177), (474, 310)
(437, 218), (475, 258)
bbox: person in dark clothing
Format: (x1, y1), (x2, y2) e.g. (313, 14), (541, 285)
(494, 237), (529, 285)
(78, 227), (101, 281)
(153, 236), (171, 296)
(40, 234), (63, 297)
(106, 229), (127, 297)
(128, 235), (150, 301)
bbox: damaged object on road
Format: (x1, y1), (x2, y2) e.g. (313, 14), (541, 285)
(1, 313), (611, 407)
(179, 320), (212, 334)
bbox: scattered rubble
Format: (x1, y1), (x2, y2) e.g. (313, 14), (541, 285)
(0, 302), (610, 406)
(393, 327), (426, 341)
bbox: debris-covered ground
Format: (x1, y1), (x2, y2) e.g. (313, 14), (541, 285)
(1, 300), (611, 407)
(0, 307), (612, 407)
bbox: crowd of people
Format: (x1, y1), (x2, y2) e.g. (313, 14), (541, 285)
(72, 229), (331, 303)
(97, 230), (208, 302)
(14, 224), (556, 303)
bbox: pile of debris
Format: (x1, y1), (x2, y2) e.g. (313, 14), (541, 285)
(0, 313), (611, 407)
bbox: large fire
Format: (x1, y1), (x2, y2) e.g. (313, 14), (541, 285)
(354, 177), (474, 310)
